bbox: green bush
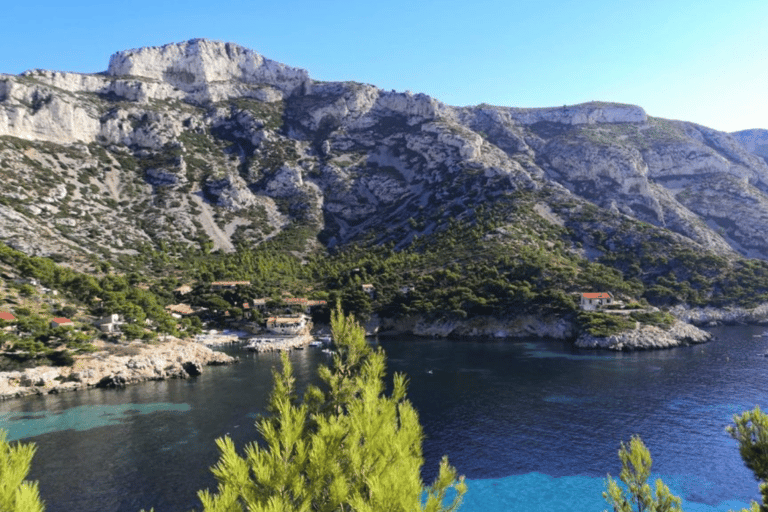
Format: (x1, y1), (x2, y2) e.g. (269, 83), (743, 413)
(577, 312), (636, 337)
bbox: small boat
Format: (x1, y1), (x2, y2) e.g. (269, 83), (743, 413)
(308, 340), (323, 347)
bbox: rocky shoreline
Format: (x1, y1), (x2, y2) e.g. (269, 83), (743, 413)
(0, 338), (237, 401)
(573, 320), (712, 351)
(376, 313), (713, 351)
(671, 303), (768, 326)
(0, 304), (746, 402)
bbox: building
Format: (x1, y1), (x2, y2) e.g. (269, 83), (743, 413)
(50, 317), (74, 328)
(95, 313), (122, 333)
(266, 314), (310, 335)
(210, 281), (251, 290)
(0, 312), (16, 322)
(580, 292), (614, 311)
(165, 304), (196, 318)
(362, 284), (376, 299)
(251, 298), (268, 311)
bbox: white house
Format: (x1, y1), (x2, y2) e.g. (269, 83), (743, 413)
(95, 313), (123, 333)
(580, 292), (614, 311)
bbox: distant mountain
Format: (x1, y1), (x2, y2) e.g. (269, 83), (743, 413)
(1, 38), (768, 268)
(731, 129), (768, 164)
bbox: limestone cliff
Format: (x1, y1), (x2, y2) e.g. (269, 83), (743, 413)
(0, 38), (767, 267)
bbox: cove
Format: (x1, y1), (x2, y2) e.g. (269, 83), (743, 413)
(0, 325), (764, 511)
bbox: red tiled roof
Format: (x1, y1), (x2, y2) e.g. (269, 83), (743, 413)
(51, 317), (73, 325)
(0, 312), (15, 321)
(582, 292), (613, 299)
(165, 304), (195, 315)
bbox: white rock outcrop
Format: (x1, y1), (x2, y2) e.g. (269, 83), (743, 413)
(0, 339), (236, 401)
(507, 102), (647, 125)
(107, 39), (309, 96)
(574, 320), (711, 351)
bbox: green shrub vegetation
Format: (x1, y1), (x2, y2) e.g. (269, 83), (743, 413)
(0, 430), (45, 512)
(603, 436), (683, 512)
(197, 308), (467, 511)
(606, 406), (768, 512)
(577, 312), (636, 337)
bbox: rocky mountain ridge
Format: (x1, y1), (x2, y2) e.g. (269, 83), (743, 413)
(1, 39), (767, 267)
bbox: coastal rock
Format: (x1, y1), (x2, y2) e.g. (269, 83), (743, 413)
(671, 303), (768, 326)
(0, 339), (237, 401)
(379, 314), (574, 339)
(182, 361), (203, 376)
(97, 374), (129, 388)
(574, 320), (711, 351)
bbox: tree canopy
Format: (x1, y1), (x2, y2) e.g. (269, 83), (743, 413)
(197, 307), (467, 511)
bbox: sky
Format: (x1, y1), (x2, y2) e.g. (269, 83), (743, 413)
(1, 0), (765, 133)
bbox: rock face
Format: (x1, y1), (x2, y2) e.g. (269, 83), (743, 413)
(0, 339), (236, 400)
(671, 303), (768, 326)
(574, 320), (711, 351)
(378, 314), (575, 339)
(107, 39), (310, 98)
(505, 102), (647, 125)
(731, 129), (768, 164)
(1, 39), (768, 264)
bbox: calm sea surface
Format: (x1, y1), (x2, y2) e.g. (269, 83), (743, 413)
(0, 325), (766, 511)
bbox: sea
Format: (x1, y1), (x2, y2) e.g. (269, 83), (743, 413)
(0, 324), (766, 512)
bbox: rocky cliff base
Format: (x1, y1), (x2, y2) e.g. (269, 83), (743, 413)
(378, 314), (712, 351)
(672, 303), (768, 326)
(0, 338), (236, 400)
(574, 320), (711, 351)
(377, 314), (574, 339)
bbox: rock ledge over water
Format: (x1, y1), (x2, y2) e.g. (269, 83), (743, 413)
(574, 320), (711, 351)
(0, 338), (237, 401)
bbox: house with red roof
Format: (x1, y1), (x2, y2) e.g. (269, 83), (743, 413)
(50, 317), (74, 328)
(580, 292), (614, 311)
(0, 312), (16, 322)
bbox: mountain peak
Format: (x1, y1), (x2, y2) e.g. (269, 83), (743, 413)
(106, 39), (309, 94)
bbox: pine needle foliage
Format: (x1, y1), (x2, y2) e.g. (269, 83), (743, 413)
(603, 436), (682, 512)
(0, 430), (45, 512)
(727, 406), (768, 512)
(198, 306), (467, 512)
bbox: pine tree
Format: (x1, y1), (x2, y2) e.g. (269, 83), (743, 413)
(198, 307), (466, 511)
(603, 436), (682, 512)
(0, 430), (45, 512)
(727, 406), (768, 512)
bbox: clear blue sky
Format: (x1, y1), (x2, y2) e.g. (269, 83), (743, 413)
(1, 0), (766, 132)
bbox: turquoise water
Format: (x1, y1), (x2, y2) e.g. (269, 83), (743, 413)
(0, 327), (765, 511)
(462, 473), (750, 512)
(0, 402), (190, 441)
